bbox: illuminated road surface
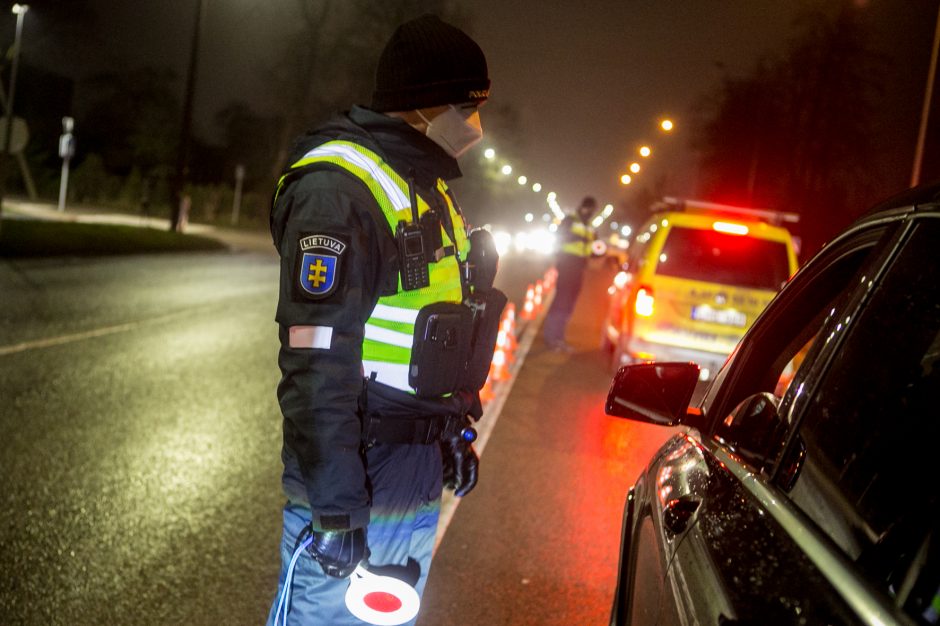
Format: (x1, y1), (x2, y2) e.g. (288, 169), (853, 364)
(0, 250), (674, 625)
(419, 262), (679, 626)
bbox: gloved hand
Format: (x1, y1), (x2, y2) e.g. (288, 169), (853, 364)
(306, 527), (368, 578)
(440, 436), (479, 497)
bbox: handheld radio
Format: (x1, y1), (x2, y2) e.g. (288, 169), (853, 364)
(397, 178), (431, 291)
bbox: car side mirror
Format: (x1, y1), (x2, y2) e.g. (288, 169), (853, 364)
(605, 362), (701, 426)
(714, 392), (788, 472)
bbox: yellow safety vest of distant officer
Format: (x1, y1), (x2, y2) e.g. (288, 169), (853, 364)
(543, 195), (599, 352)
(560, 219), (595, 257)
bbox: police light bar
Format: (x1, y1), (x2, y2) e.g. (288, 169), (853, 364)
(712, 221), (749, 236)
(657, 197), (800, 225)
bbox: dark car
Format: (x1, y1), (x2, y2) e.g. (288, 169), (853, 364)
(606, 184), (940, 626)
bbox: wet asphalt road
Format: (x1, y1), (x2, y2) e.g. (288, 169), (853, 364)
(1, 251), (285, 625)
(419, 264), (679, 626)
(0, 249), (546, 625)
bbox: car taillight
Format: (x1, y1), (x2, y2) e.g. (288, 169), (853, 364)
(635, 286), (654, 317)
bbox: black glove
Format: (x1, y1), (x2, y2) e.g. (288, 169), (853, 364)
(440, 436), (479, 497)
(306, 527), (368, 578)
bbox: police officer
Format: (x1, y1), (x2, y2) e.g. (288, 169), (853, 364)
(266, 14), (500, 626)
(542, 196), (598, 352)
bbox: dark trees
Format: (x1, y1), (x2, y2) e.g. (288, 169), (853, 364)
(694, 8), (885, 256)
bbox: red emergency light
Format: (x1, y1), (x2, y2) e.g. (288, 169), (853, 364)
(712, 221), (749, 236)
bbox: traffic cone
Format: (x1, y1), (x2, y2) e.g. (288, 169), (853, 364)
(479, 370), (495, 403)
(491, 347), (509, 381)
(521, 285), (536, 320)
(543, 267), (557, 293)
(498, 305), (518, 355)
(496, 330), (515, 367)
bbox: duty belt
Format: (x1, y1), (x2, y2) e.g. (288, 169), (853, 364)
(361, 413), (470, 446)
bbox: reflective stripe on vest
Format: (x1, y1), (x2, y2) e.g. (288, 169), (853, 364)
(277, 140), (471, 393)
(561, 221), (594, 257)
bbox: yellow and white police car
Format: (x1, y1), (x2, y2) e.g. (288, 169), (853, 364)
(602, 198), (800, 380)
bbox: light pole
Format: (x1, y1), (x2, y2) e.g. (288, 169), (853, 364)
(0, 2), (28, 224)
(912, 2), (940, 188)
(170, 0), (206, 232)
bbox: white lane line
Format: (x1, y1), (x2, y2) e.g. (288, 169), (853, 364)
(433, 294), (552, 554)
(0, 311), (187, 356)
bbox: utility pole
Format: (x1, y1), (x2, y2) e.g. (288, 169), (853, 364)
(231, 164), (244, 225)
(170, 0), (206, 232)
(912, 2), (940, 188)
(0, 3), (28, 231)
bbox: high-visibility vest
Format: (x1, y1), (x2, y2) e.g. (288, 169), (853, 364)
(561, 219), (594, 257)
(276, 139), (471, 393)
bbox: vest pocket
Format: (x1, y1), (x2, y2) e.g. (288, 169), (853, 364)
(461, 289), (508, 392)
(409, 303), (473, 398)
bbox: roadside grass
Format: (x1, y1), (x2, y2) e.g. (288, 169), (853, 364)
(0, 219), (227, 257)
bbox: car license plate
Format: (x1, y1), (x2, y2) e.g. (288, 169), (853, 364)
(691, 305), (746, 327)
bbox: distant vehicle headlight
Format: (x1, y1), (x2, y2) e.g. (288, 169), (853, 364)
(492, 230), (512, 256)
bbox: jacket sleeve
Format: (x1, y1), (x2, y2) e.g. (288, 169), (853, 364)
(272, 168), (397, 532)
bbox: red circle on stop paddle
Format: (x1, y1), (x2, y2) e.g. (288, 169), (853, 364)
(363, 591), (403, 613)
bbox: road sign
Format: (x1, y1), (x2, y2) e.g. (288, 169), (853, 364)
(59, 133), (75, 159)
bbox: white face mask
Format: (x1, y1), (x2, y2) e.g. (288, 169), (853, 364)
(417, 105), (483, 158)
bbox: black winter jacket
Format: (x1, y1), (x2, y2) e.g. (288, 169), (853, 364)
(269, 106), (465, 532)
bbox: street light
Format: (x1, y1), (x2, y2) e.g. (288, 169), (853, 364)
(0, 3), (28, 219)
(484, 147), (496, 160)
(170, 0), (206, 232)
(620, 174), (632, 185)
(660, 119), (674, 132)
(629, 162), (641, 174)
(639, 146), (651, 157)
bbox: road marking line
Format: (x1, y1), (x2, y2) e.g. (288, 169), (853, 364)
(0, 312), (186, 356)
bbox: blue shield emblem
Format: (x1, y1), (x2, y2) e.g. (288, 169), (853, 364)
(299, 252), (338, 297)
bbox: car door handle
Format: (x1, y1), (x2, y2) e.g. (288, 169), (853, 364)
(662, 497), (700, 535)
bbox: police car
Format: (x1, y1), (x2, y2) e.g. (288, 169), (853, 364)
(601, 198), (800, 380)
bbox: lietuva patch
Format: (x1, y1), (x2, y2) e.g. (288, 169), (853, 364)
(296, 233), (347, 299)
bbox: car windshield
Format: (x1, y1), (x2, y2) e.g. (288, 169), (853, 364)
(655, 226), (791, 290)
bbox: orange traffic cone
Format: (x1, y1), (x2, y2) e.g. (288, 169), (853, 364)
(498, 307), (518, 355)
(479, 370), (495, 403)
(543, 267), (557, 292)
(490, 347), (509, 381)
(521, 285), (536, 320)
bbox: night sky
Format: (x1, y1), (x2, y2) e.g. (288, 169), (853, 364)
(17, 1), (940, 216)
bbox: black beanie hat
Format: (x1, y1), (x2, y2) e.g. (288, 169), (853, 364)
(371, 14), (490, 112)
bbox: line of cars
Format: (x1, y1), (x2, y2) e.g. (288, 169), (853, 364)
(604, 185), (940, 625)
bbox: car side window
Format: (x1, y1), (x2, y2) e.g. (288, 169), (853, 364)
(702, 228), (887, 431)
(781, 219), (940, 622)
